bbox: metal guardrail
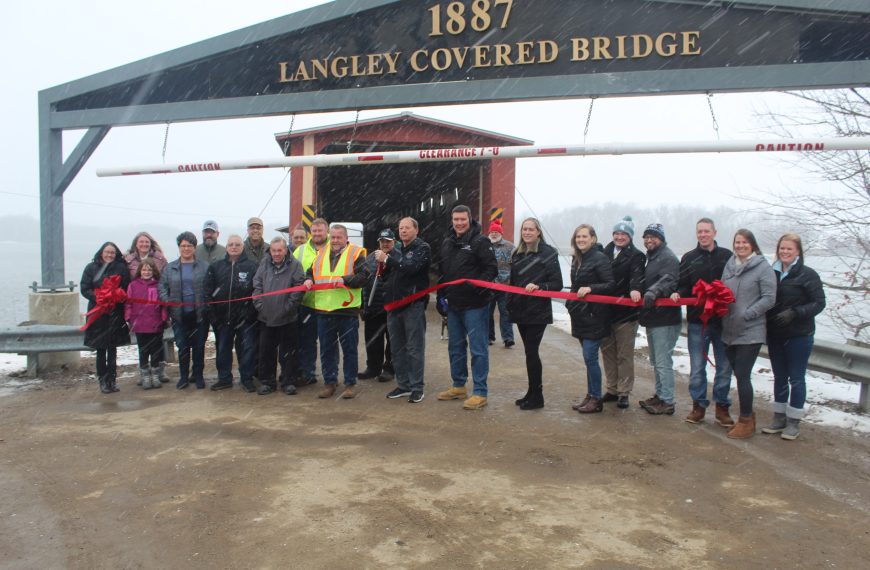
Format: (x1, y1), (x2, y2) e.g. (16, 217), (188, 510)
(0, 324), (176, 377)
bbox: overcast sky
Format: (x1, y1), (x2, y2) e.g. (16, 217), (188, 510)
(0, 0), (836, 241)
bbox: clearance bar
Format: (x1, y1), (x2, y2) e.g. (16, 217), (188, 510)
(96, 137), (870, 178)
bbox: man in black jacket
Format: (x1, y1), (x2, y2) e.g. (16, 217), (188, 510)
(601, 216), (645, 409)
(671, 218), (735, 426)
(436, 205), (498, 410)
(379, 218), (432, 403)
(204, 235), (260, 392)
(360, 229), (396, 382)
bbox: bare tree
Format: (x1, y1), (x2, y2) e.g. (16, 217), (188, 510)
(756, 88), (870, 342)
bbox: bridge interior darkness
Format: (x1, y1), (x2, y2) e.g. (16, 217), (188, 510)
(316, 142), (482, 266)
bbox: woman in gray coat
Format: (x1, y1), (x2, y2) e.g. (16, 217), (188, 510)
(721, 229), (777, 439)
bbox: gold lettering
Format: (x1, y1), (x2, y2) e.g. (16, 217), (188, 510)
(655, 32), (678, 57)
(632, 34), (653, 58)
(310, 59), (329, 80)
(538, 40), (558, 63)
(294, 61), (311, 81)
(493, 44), (513, 66)
(592, 37), (612, 60)
(410, 49), (429, 72)
(681, 31), (701, 55)
(383, 52), (401, 74)
(278, 61), (295, 83)
(367, 53), (384, 75)
(615, 35), (628, 59)
(431, 48), (452, 71)
(451, 46), (470, 68)
(350, 55), (366, 77)
(331, 56), (349, 78)
(516, 41), (534, 65)
(473, 45), (492, 67)
(571, 38), (591, 61)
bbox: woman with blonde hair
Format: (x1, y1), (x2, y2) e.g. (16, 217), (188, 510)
(566, 224), (615, 414)
(762, 232), (825, 440)
(506, 218), (563, 410)
(125, 231), (167, 279)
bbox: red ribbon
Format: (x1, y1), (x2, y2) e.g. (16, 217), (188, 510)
(80, 275), (128, 331)
(692, 279), (735, 325)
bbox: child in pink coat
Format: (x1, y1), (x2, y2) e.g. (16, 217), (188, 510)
(126, 259), (169, 389)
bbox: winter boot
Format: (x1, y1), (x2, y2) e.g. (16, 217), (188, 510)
(148, 367), (161, 389)
(98, 374), (112, 394)
(139, 367), (152, 390)
(761, 413), (787, 434)
(154, 362), (169, 383)
(726, 413), (755, 439)
(519, 388), (544, 410)
(781, 418), (801, 440)
(714, 403), (735, 427)
(781, 406), (804, 440)
(685, 401), (706, 424)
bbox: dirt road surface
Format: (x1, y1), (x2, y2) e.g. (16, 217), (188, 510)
(1, 311), (869, 569)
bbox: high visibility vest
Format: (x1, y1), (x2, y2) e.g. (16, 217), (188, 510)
(311, 244), (366, 312)
(294, 240), (320, 308)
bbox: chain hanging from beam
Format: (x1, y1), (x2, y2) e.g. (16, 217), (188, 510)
(346, 110), (360, 153)
(161, 122), (171, 164)
(707, 93), (721, 141)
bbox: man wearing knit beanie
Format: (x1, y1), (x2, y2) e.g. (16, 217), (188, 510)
(601, 215), (645, 409)
(488, 219), (515, 348)
(638, 222), (682, 415)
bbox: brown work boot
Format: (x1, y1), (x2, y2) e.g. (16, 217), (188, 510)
(318, 384), (336, 399)
(644, 400), (675, 415)
(462, 395), (488, 410)
(437, 386), (467, 400)
(639, 394), (661, 410)
(726, 413), (756, 439)
(576, 395), (603, 413)
(340, 385), (355, 399)
(685, 401), (706, 424)
(715, 403), (735, 427)
(571, 394), (591, 411)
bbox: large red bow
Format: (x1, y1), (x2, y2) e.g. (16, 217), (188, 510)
(692, 279), (734, 325)
(80, 274), (128, 331)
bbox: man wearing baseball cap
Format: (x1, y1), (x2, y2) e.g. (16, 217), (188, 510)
(243, 217), (267, 265)
(359, 229), (396, 382)
(195, 220), (226, 265)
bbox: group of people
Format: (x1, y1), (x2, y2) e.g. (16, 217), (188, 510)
(81, 206), (825, 440)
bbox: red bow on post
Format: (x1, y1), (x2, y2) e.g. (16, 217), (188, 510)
(80, 274), (128, 331)
(692, 279), (735, 325)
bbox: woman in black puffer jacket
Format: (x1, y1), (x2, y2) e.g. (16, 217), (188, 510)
(566, 224), (615, 414)
(81, 242), (131, 394)
(507, 218), (563, 410)
(762, 233), (826, 441)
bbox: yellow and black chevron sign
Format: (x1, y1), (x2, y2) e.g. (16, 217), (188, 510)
(302, 204), (316, 234)
(489, 208), (504, 223)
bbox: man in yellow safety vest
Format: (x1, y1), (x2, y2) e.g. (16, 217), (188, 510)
(303, 224), (369, 399)
(292, 218), (329, 387)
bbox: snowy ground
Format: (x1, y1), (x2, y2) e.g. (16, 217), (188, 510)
(552, 313), (870, 434)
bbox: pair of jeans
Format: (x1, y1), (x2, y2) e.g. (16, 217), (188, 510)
(234, 321), (259, 379)
(259, 322), (299, 388)
(646, 324), (681, 404)
(601, 320), (638, 396)
(725, 343), (762, 417)
(172, 313), (208, 386)
(517, 324), (547, 392)
(298, 306), (319, 381)
(686, 322), (733, 407)
(488, 291), (514, 343)
(768, 335), (813, 410)
(216, 321), (258, 383)
(318, 314), (359, 386)
(580, 338), (603, 398)
(447, 305), (490, 396)
(387, 302), (427, 392)
(136, 332), (164, 368)
(363, 311), (392, 374)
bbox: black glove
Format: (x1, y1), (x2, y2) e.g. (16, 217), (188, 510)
(773, 308), (797, 327)
(643, 292), (657, 309)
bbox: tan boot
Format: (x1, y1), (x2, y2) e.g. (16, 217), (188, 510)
(726, 413), (755, 439)
(715, 403), (735, 427)
(685, 401), (706, 424)
(437, 386), (467, 400)
(462, 395), (487, 410)
(340, 385), (355, 399)
(318, 384), (337, 399)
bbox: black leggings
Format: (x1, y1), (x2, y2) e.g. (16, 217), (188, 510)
(726, 343), (762, 417)
(517, 324), (547, 390)
(136, 332), (165, 368)
(95, 346), (117, 379)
